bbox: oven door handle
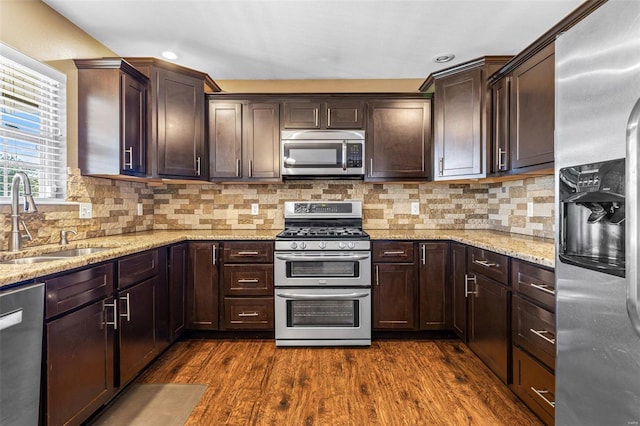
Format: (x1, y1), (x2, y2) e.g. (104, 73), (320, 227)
(276, 292), (370, 300)
(275, 254), (370, 262)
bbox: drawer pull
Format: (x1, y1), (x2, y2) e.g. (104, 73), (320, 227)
(237, 251), (260, 256)
(465, 274), (477, 297)
(382, 251), (406, 256)
(530, 387), (555, 408)
(103, 300), (118, 330)
(237, 279), (259, 284)
(530, 328), (556, 345)
(474, 259), (498, 268)
(525, 281), (556, 296)
(238, 312), (259, 317)
(420, 244), (426, 265)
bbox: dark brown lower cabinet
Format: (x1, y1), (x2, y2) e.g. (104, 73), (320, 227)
(418, 242), (450, 330)
(373, 263), (416, 329)
(512, 346), (555, 425)
(46, 299), (114, 426)
(467, 273), (510, 383)
(451, 243), (468, 341)
(118, 276), (158, 387)
(168, 243), (188, 341)
(187, 242), (220, 330)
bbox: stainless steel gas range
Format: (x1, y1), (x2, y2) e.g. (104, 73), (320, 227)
(274, 200), (371, 347)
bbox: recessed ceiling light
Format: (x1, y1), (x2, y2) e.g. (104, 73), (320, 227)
(433, 54), (455, 63)
(161, 51), (178, 61)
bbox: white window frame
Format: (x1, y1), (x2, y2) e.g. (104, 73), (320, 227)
(0, 42), (67, 202)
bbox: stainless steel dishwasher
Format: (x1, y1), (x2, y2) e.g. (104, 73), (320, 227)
(0, 282), (45, 426)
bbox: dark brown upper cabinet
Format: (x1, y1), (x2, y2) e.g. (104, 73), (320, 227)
(208, 99), (280, 181)
(509, 42), (555, 171)
(366, 99), (431, 180)
(282, 99), (365, 129)
(126, 58), (219, 180)
(424, 56), (510, 181)
(75, 59), (148, 177)
(490, 76), (510, 174)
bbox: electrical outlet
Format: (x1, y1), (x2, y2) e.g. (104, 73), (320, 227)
(251, 203), (259, 215)
(79, 203), (92, 219)
(137, 203), (143, 216)
(411, 202), (420, 215)
(527, 202), (534, 217)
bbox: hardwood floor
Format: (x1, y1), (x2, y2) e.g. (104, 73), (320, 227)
(137, 339), (542, 426)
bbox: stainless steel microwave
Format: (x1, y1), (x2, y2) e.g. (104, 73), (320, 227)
(281, 130), (365, 178)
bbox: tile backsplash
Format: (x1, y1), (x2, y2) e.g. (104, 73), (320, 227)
(0, 170), (554, 250)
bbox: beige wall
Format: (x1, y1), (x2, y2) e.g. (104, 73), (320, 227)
(216, 79), (425, 93)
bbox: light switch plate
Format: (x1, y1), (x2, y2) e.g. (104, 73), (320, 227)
(411, 202), (420, 215)
(527, 202), (534, 217)
(79, 203), (92, 219)
(137, 203), (143, 216)
(251, 204), (259, 215)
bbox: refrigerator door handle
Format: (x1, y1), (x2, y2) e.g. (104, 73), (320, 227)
(626, 96), (640, 338)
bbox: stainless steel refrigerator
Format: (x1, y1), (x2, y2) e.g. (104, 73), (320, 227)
(555, 0), (640, 424)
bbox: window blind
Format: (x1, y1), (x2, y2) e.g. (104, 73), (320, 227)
(0, 43), (66, 201)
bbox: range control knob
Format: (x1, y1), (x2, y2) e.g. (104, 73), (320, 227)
(318, 241), (327, 249)
(338, 242), (346, 249)
(290, 242), (298, 249)
(299, 242), (307, 249)
(348, 242), (356, 249)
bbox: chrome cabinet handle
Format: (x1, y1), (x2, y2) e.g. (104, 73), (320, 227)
(277, 292), (369, 300)
(498, 147), (507, 170)
(474, 259), (498, 268)
(465, 274), (477, 297)
(530, 328), (556, 345)
(375, 265), (380, 286)
(525, 281), (555, 296)
(438, 157), (444, 176)
(327, 108), (332, 127)
(382, 251), (406, 256)
(421, 244), (426, 265)
(103, 300), (118, 329)
(236, 159), (240, 177)
(212, 244), (217, 265)
(238, 312), (259, 317)
(314, 109), (318, 127)
(124, 147), (133, 169)
(237, 251), (259, 256)
(249, 160), (253, 177)
(196, 156), (201, 176)
(237, 278), (259, 284)
(530, 387), (555, 408)
(369, 158), (373, 177)
(120, 293), (131, 321)
(342, 141), (347, 171)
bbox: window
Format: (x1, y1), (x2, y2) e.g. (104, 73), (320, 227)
(0, 43), (66, 201)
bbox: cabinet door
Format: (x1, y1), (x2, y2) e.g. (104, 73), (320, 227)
(373, 263), (416, 329)
(367, 100), (431, 180)
(451, 243), (468, 341)
(156, 68), (205, 178)
(510, 43), (555, 169)
(46, 299), (114, 426)
(187, 243), (219, 330)
(282, 101), (321, 129)
(121, 72), (146, 175)
(209, 101), (242, 179)
(418, 242), (450, 330)
(491, 77), (510, 173)
(326, 100), (365, 129)
(118, 277), (158, 386)
(244, 102), (280, 179)
(468, 274), (510, 383)
(169, 243), (188, 341)
(434, 68), (482, 178)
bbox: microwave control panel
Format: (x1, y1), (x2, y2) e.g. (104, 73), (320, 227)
(346, 143), (363, 168)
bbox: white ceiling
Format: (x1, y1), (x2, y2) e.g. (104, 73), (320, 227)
(43, 0), (584, 81)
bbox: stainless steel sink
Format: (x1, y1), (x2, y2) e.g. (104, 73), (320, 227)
(0, 256), (67, 265)
(43, 247), (112, 257)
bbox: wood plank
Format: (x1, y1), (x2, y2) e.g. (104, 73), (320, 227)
(136, 339), (542, 425)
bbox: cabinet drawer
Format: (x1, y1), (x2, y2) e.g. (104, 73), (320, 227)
(223, 264), (273, 296)
(512, 294), (555, 370)
(512, 346), (555, 425)
(373, 241), (414, 263)
(223, 241), (273, 263)
(512, 259), (555, 311)
(222, 297), (274, 330)
(45, 264), (114, 319)
(118, 249), (159, 289)
(468, 247), (509, 285)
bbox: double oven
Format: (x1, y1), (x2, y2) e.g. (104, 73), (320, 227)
(274, 201), (371, 346)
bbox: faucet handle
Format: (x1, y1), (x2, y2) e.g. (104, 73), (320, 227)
(60, 229), (78, 245)
(20, 220), (34, 241)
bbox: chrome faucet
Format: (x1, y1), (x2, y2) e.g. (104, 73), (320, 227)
(8, 172), (38, 251)
(59, 229), (77, 245)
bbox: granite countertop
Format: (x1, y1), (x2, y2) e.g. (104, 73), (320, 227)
(0, 229), (554, 288)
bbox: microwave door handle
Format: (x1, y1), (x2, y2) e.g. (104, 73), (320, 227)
(342, 141), (347, 171)
(275, 253), (370, 262)
(626, 96), (640, 338)
(276, 292), (370, 300)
